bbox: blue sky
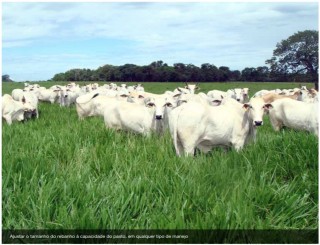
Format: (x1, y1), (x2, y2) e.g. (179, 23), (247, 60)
(2, 2), (318, 81)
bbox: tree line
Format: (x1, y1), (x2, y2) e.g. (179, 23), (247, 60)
(51, 61), (315, 83)
(13, 29), (318, 85)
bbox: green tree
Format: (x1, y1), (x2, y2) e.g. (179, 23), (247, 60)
(2, 74), (13, 82)
(218, 66), (231, 81)
(52, 73), (66, 81)
(230, 70), (241, 81)
(200, 63), (219, 82)
(266, 30), (318, 88)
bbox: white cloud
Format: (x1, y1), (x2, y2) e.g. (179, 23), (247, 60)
(2, 2), (318, 81)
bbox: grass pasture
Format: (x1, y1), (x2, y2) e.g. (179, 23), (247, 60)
(2, 82), (318, 231)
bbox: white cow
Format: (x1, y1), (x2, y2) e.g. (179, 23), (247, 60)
(169, 97), (269, 156)
(175, 93), (220, 107)
(38, 89), (60, 104)
(110, 83), (117, 90)
(173, 83), (199, 95)
(266, 98), (318, 136)
(49, 85), (62, 90)
(207, 90), (227, 104)
(104, 96), (175, 135)
(227, 88), (247, 103)
(207, 89), (227, 98)
(298, 89), (318, 103)
(242, 88), (250, 103)
(253, 89), (282, 98)
(76, 93), (121, 120)
(173, 87), (190, 95)
(21, 92), (38, 119)
(11, 89), (25, 101)
(126, 93), (146, 105)
(12, 89), (38, 119)
(134, 84), (145, 92)
(2, 94), (34, 125)
(59, 88), (78, 107)
(184, 83), (199, 94)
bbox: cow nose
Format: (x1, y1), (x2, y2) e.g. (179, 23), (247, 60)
(155, 115), (162, 120)
(254, 121), (263, 126)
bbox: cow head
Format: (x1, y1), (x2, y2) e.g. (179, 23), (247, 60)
(233, 88), (244, 102)
(176, 87), (188, 94)
(20, 97), (35, 120)
(243, 98), (271, 127)
(59, 89), (68, 98)
(242, 88), (250, 99)
(184, 83), (198, 94)
(145, 97), (176, 120)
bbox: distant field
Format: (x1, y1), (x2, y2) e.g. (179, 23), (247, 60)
(2, 82), (318, 232)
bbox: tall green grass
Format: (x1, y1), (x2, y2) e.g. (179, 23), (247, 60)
(2, 82), (318, 229)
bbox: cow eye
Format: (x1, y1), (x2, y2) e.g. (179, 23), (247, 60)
(165, 103), (173, 107)
(147, 103), (155, 107)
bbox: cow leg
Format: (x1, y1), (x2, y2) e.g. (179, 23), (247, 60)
(233, 144), (244, 152)
(183, 143), (196, 157)
(232, 137), (245, 152)
(175, 138), (184, 157)
(142, 129), (151, 137)
(269, 117), (282, 131)
(3, 116), (12, 125)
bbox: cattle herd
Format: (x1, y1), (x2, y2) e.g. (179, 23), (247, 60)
(2, 82), (318, 156)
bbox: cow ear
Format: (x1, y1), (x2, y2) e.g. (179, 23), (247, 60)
(138, 95), (144, 99)
(22, 96), (26, 104)
(263, 104), (273, 110)
(212, 100), (222, 106)
(243, 103), (251, 110)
